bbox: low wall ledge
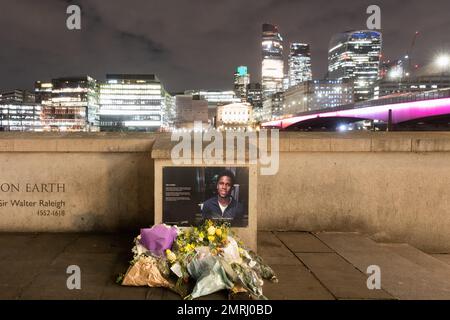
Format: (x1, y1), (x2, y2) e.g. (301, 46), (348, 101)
(0, 132), (156, 153)
(1, 132), (450, 153)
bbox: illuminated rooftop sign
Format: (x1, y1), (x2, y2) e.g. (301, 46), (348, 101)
(237, 66), (248, 76)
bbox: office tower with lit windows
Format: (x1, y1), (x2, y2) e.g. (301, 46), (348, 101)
(328, 30), (382, 102)
(246, 83), (263, 122)
(288, 43), (312, 87)
(262, 92), (284, 121)
(162, 91), (176, 131)
(0, 102), (41, 132)
(0, 89), (35, 104)
(34, 81), (53, 106)
(44, 76), (98, 132)
(233, 66), (250, 102)
(261, 23), (284, 98)
(99, 74), (163, 132)
(283, 79), (354, 114)
(246, 83), (263, 108)
(373, 73), (450, 99)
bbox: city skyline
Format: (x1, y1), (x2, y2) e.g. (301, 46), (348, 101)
(2, 0), (450, 93)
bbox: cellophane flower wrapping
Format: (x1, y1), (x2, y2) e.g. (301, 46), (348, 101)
(118, 220), (277, 300)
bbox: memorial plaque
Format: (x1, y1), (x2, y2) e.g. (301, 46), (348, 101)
(163, 167), (249, 227)
(155, 161), (258, 251)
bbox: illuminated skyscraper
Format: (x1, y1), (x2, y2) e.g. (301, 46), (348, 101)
(261, 23), (284, 98)
(246, 83), (262, 108)
(233, 66), (250, 102)
(328, 30), (382, 101)
(288, 43), (312, 87)
(34, 81), (53, 106)
(99, 74), (163, 132)
(44, 76), (99, 132)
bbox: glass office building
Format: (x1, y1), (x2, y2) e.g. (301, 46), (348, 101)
(283, 79), (354, 115)
(44, 76), (99, 132)
(233, 66), (250, 102)
(288, 43), (312, 88)
(0, 89), (35, 104)
(34, 81), (53, 107)
(261, 23), (284, 98)
(99, 74), (163, 132)
(0, 102), (42, 132)
(328, 30), (382, 102)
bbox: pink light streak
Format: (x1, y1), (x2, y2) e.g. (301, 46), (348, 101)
(262, 97), (450, 129)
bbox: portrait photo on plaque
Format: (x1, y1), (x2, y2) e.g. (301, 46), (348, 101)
(163, 167), (249, 227)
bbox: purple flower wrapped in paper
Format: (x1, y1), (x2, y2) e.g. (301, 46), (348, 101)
(140, 224), (178, 256)
(117, 220), (278, 300)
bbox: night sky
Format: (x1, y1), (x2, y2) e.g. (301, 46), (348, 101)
(1, 0), (450, 93)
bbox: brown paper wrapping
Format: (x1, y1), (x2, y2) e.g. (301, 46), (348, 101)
(122, 256), (172, 288)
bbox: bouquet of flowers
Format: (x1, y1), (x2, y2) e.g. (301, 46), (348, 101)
(117, 220), (277, 300)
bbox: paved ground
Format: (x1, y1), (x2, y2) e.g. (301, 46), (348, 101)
(1, 231), (450, 300)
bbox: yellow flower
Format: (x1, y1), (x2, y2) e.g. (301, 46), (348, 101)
(199, 232), (205, 241)
(207, 226), (216, 236)
(215, 228), (222, 237)
(165, 249), (177, 263)
(208, 235), (215, 242)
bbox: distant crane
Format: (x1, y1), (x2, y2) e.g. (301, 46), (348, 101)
(406, 31), (420, 75)
(381, 31), (420, 79)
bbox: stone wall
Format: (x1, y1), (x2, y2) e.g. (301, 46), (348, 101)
(259, 132), (450, 252)
(0, 133), (155, 232)
(1, 131), (450, 252)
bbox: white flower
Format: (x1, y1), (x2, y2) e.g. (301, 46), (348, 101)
(132, 238), (149, 259)
(207, 225), (216, 236)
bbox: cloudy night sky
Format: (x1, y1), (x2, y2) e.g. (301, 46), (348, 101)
(1, 0), (450, 93)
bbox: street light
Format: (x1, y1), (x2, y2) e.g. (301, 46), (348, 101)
(436, 55), (450, 68)
(388, 67), (403, 79)
(436, 55), (450, 86)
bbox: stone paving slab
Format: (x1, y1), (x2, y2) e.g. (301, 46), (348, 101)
(316, 232), (450, 300)
(295, 252), (393, 300)
(263, 264), (334, 300)
(63, 234), (133, 254)
(380, 243), (450, 276)
(432, 254), (450, 266)
(101, 284), (149, 300)
(50, 252), (119, 275)
(275, 232), (333, 253)
(0, 284), (23, 300)
(257, 232), (299, 259)
(257, 231), (304, 265)
(1, 231), (448, 300)
(19, 273), (107, 300)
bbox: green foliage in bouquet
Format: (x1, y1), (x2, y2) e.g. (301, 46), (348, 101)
(119, 219), (278, 300)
